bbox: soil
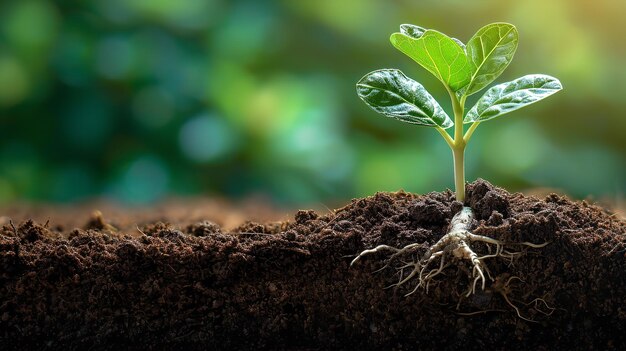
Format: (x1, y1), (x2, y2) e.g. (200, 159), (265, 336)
(1, 179), (625, 350)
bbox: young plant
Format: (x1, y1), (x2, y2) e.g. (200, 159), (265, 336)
(356, 22), (562, 202)
(351, 23), (561, 305)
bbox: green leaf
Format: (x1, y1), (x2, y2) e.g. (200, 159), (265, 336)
(390, 30), (471, 92)
(464, 74), (562, 123)
(399, 24), (426, 39)
(400, 24), (466, 51)
(452, 38), (466, 51)
(356, 69), (453, 128)
(463, 23), (518, 96)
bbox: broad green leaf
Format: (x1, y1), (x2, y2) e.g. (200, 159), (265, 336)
(356, 69), (452, 128)
(390, 30), (471, 92)
(399, 24), (426, 39)
(463, 23), (518, 96)
(464, 74), (562, 123)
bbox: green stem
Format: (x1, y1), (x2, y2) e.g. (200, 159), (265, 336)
(464, 121), (480, 143)
(435, 126), (454, 148)
(446, 88), (467, 203)
(452, 146), (465, 202)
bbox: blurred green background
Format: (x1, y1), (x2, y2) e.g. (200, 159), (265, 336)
(0, 0), (624, 206)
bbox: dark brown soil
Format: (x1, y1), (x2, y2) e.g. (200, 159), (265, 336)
(1, 180), (625, 350)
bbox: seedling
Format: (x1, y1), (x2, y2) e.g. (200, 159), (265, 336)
(351, 23), (561, 308)
(356, 23), (561, 201)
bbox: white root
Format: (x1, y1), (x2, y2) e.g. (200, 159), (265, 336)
(494, 275), (555, 322)
(351, 206), (549, 300)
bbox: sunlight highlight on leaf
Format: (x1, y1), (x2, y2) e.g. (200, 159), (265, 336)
(465, 74), (562, 123)
(356, 69), (452, 128)
(390, 30), (471, 91)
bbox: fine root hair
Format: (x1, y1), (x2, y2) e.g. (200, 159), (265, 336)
(350, 206), (550, 317)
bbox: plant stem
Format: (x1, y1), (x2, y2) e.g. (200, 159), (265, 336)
(446, 88), (467, 202)
(435, 126), (454, 148)
(464, 121), (480, 143)
(452, 146), (465, 202)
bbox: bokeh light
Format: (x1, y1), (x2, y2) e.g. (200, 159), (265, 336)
(179, 113), (237, 163)
(0, 0), (623, 205)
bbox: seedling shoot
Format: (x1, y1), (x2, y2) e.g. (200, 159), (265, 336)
(356, 23), (562, 202)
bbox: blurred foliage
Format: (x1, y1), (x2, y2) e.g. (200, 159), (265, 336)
(0, 0), (624, 205)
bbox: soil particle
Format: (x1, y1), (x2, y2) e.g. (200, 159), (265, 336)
(467, 179), (511, 219)
(84, 210), (116, 232)
(1, 179), (625, 350)
(16, 219), (48, 243)
(295, 210), (319, 224)
(186, 221), (222, 237)
(410, 197), (455, 225)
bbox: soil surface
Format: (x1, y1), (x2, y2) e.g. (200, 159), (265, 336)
(1, 180), (625, 350)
